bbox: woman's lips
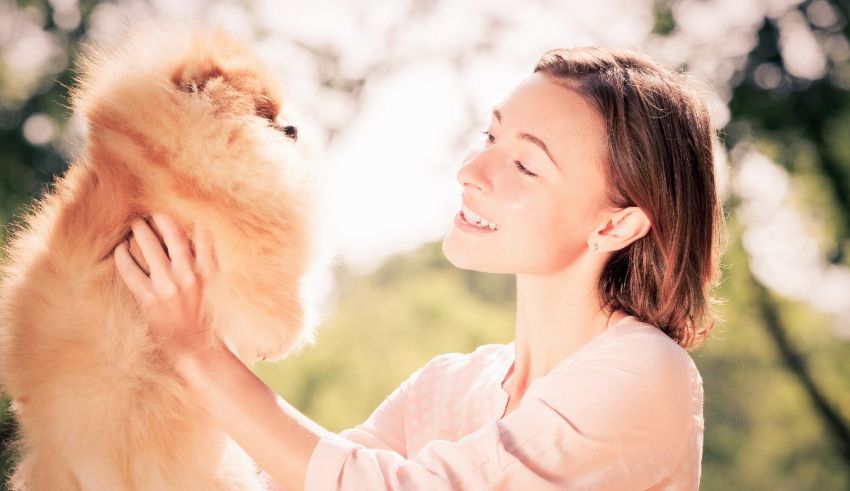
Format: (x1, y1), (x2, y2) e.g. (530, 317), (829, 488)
(455, 210), (498, 234)
(460, 206), (498, 230)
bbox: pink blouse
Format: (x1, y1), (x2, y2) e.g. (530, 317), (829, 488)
(304, 315), (704, 490)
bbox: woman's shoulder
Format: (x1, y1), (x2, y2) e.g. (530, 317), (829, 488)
(548, 315), (703, 402)
(527, 318), (704, 479)
(602, 316), (700, 374)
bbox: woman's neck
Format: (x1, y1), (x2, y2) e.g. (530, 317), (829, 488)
(504, 266), (627, 406)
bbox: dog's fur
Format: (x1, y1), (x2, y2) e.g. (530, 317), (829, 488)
(0, 26), (324, 490)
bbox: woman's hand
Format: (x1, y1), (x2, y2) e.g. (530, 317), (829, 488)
(114, 213), (222, 362)
(114, 216), (320, 489)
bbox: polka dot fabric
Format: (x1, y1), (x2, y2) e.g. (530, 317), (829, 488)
(305, 316), (703, 490)
(403, 345), (513, 454)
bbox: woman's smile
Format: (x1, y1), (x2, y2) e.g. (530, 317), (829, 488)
(454, 208), (498, 234)
(459, 204), (498, 230)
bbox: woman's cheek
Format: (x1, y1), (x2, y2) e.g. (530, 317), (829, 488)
(499, 176), (534, 206)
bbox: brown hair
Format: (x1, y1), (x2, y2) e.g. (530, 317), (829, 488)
(534, 47), (724, 350)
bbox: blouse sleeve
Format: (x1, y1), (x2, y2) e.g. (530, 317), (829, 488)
(333, 361), (430, 455)
(304, 335), (698, 490)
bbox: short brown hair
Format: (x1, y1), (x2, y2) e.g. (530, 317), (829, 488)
(535, 47), (724, 350)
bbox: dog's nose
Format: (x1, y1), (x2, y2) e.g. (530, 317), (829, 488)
(281, 125), (298, 142)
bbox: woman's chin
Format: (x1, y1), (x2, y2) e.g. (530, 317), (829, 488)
(441, 236), (474, 270)
(441, 236), (497, 273)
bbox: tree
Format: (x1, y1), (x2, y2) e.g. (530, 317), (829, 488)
(725, 0), (850, 467)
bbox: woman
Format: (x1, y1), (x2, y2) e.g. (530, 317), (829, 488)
(115, 47), (723, 490)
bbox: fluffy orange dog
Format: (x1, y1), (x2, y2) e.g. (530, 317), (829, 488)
(0, 26), (324, 490)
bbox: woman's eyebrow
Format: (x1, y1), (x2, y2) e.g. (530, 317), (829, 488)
(492, 108), (561, 170)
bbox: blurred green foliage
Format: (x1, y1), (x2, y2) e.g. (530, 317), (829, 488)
(2, 1), (850, 490)
(254, 244), (515, 431)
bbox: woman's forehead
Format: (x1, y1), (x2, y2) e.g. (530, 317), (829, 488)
(495, 74), (607, 157)
(500, 75), (599, 124)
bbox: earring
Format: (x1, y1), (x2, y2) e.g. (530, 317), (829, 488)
(589, 241), (599, 252)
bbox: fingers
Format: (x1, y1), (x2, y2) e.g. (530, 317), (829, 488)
(193, 222), (218, 280)
(130, 218), (172, 279)
(126, 213), (215, 292)
(150, 213), (194, 279)
(114, 241), (154, 303)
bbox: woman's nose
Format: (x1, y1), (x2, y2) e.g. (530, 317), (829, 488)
(456, 148), (492, 192)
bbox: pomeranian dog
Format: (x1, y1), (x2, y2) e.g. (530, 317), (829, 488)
(0, 25), (325, 490)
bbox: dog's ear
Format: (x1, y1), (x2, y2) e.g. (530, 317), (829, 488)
(171, 61), (224, 93)
(170, 61), (280, 115)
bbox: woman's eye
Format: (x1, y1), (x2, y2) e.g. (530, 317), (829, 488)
(480, 130), (536, 177)
(514, 161), (537, 177)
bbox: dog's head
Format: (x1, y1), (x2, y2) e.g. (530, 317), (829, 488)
(72, 26), (330, 361)
(168, 29), (299, 143)
(72, 26), (316, 207)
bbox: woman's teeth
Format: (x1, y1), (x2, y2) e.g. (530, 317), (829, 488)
(462, 206), (498, 230)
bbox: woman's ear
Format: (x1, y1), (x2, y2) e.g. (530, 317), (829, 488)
(588, 207), (651, 253)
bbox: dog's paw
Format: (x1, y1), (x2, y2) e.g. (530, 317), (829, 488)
(229, 330), (296, 364)
(255, 337), (294, 363)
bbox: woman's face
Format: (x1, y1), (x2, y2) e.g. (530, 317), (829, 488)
(442, 73), (611, 275)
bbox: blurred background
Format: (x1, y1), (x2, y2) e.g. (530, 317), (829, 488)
(1, 0), (849, 489)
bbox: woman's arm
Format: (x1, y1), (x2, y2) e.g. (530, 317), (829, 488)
(176, 342), (324, 489)
(114, 214), (325, 490)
